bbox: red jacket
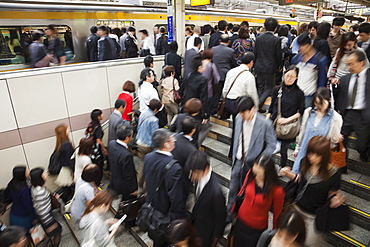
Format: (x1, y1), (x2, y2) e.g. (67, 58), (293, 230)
(235, 172), (285, 230)
(117, 92), (133, 121)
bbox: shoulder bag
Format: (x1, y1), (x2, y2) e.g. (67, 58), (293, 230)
(274, 86), (301, 140)
(330, 141), (347, 169)
(172, 77), (182, 104)
(217, 70), (247, 120)
(136, 160), (176, 244)
(116, 193), (146, 221)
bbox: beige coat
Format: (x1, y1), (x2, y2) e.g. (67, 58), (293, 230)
(161, 76), (180, 104)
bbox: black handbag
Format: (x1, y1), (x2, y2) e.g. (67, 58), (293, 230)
(136, 160), (175, 241)
(116, 194), (146, 221)
(315, 195), (350, 232)
(283, 174), (299, 207)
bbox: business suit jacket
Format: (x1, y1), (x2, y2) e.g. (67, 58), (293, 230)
(171, 133), (198, 168)
(108, 111), (125, 143)
(165, 51), (182, 80)
(232, 113), (277, 174)
(192, 173), (226, 247)
(212, 44), (238, 81)
(337, 70), (370, 124)
(86, 34), (99, 62)
(358, 41), (370, 61)
(209, 31), (223, 48)
(107, 140), (138, 200)
(254, 32), (282, 74)
(184, 48), (199, 79)
(170, 113), (201, 148)
(144, 151), (187, 220)
(229, 33), (239, 48)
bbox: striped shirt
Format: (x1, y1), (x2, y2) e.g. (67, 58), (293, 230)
(31, 186), (53, 226)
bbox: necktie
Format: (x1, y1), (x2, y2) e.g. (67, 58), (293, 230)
(348, 74), (359, 109)
(195, 184), (201, 199)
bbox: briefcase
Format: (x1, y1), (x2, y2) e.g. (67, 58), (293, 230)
(116, 193), (146, 221)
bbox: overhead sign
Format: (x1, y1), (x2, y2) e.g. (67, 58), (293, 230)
(279, 0), (323, 5)
(345, 8), (370, 16)
(190, 0), (214, 7)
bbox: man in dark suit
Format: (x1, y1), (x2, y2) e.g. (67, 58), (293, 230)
(108, 126), (138, 200)
(86, 26), (99, 62)
(183, 37), (201, 79)
(254, 17), (283, 111)
(358, 23), (370, 61)
(336, 49), (370, 162)
(97, 25), (120, 61)
(229, 24), (240, 48)
(164, 41), (182, 81)
(211, 34), (238, 114)
(209, 20), (228, 48)
(186, 151), (226, 247)
(108, 99), (127, 143)
(144, 129), (187, 247)
(226, 96), (276, 220)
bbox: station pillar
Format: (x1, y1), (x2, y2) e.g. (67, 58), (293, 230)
(171, 0), (185, 56)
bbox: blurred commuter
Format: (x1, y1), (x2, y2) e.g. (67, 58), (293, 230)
(254, 17), (283, 112)
(155, 26), (169, 55)
(30, 168), (62, 247)
(73, 137), (93, 183)
(328, 17), (345, 58)
(164, 41), (182, 81)
(187, 26), (204, 51)
(4, 166), (35, 232)
(107, 27), (119, 43)
(86, 26), (99, 62)
(336, 49), (370, 163)
(80, 191), (119, 247)
(117, 80), (135, 123)
(257, 211), (306, 247)
(143, 129), (187, 246)
(97, 25), (120, 61)
(280, 136), (345, 247)
(161, 65), (180, 124)
(108, 99), (126, 143)
(0, 226), (28, 247)
(313, 22), (332, 64)
(29, 31), (52, 68)
(211, 34), (238, 114)
(185, 27), (193, 49)
(70, 164), (100, 220)
(184, 37), (202, 79)
(292, 87), (343, 173)
(358, 23), (370, 60)
(232, 156), (284, 247)
(201, 24), (212, 49)
(186, 151), (226, 247)
(229, 25), (240, 48)
(54, 124), (74, 187)
(231, 26), (254, 64)
(124, 26), (139, 58)
(268, 66), (304, 168)
(209, 20), (227, 48)
(291, 32), (328, 108)
(138, 68), (160, 112)
(202, 49), (220, 115)
(227, 96), (276, 219)
(276, 25), (290, 84)
(139, 29), (155, 56)
(308, 21), (318, 42)
(291, 23), (309, 55)
(119, 27), (128, 58)
(85, 109), (107, 184)
(168, 219), (201, 247)
(45, 24), (66, 65)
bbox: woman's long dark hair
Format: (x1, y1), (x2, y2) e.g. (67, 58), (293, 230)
(283, 65), (299, 88)
(8, 166), (28, 192)
(90, 109), (102, 125)
(277, 211), (306, 246)
(247, 155), (280, 197)
(335, 32), (357, 66)
(311, 87), (331, 113)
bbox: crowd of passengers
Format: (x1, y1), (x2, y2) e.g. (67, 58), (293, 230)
(2, 16), (370, 247)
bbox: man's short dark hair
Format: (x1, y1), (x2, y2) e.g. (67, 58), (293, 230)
(240, 21), (249, 27)
(152, 128), (172, 149)
(32, 31), (44, 41)
(98, 25), (108, 34)
(144, 55), (153, 67)
(236, 96), (255, 112)
(286, 24), (292, 30)
(220, 34), (230, 44)
(348, 49), (367, 63)
(332, 17), (345, 27)
(30, 168), (45, 187)
(308, 21), (318, 30)
(264, 17), (278, 32)
(140, 67), (154, 81)
(181, 116), (196, 135)
(191, 54), (203, 73)
(218, 20), (228, 31)
(159, 26), (166, 33)
(0, 226), (26, 247)
(297, 32), (311, 46)
(184, 98), (202, 114)
(116, 126), (133, 141)
(81, 164), (101, 183)
(227, 23), (234, 31)
(359, 23), (370, 34)
(232, 25), (240, 33)
(194, 37), (202, 47)
(128, 26), (136, 32)
(139, 29), (148, 36)
(240, 52), (254, 65)
(169, 41), (178, 52)
(90, 26), (98, 34)
(185, 150), (209, 171)
(203, 24), (212, 34)
(121, 27), (127, 33)
(148, 99), (162, 111)
(115, 99), (126, 109)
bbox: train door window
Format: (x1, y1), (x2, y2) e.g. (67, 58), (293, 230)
(0, 27), (25, 65)
(153, 24), (195, 41)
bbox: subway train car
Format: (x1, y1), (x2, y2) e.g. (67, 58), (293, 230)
(0, 1), (310, 71)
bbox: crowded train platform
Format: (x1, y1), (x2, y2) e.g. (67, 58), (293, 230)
(1, 0), (370, 246)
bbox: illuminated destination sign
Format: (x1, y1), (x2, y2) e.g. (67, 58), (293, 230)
(279, 0), (323, 5)
(190, 0), (214, 6)
(345, 8), (370, 16)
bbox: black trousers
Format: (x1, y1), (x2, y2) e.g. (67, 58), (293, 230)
(279, 139), (294, 168)
(210, 80), (225, 114)
(225, 98), (238, 158)
(256, 72), (275, 107)
(341, 110), (370, 155)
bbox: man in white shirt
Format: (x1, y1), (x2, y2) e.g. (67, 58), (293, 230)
(139, 29), (156, 56)
(138, 67), (159, 112)
(186, 26), (204, 51)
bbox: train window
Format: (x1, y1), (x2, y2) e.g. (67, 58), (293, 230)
(153, 24), (195, 41)
(0, 25), (74, 66)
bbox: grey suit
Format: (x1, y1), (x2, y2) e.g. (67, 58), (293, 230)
(184, 48), (199, 79)
(108, 111), (125, 143)
(226, 113), (276, 215)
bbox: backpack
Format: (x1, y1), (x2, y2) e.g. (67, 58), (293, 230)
(48, 150), (61, 175)
(156, 34), (169, 55)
